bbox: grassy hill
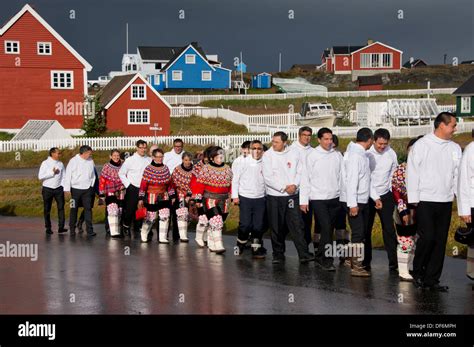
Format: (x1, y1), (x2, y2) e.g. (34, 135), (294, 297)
(201, 94), (456, 115)
(275, 64), (474, 91)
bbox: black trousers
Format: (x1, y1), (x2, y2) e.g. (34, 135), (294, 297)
(41, 186), (65, 230)
(69, 187), (94, 234)
(413, 201), (452, 286)
(78, 190), (101, 229)
(311, 198), (340, 264)
(238, 196), (266, 241)
(366, 191), (398, 268)
(346, 202), (369, 245)
(301, 202), (313, 245)
(122, 185), (140, 230)
(334, 200), (347, 231)
(266, 194), (311, 259)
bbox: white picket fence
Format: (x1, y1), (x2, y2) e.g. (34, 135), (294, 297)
(438, 104), (457, 112)
(247, 121), (474, 139)
(0, 134), (272, 153)
(2, 121), (472, 153)
(163, 88), (456, 105)
(247, 113), (298, 126)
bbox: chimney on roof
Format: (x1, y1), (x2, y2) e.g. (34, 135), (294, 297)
(367, 39), (374, 45)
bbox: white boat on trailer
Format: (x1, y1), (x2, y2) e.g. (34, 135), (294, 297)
(296, 102), (338, 127)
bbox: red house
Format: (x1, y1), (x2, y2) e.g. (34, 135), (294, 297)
(0, 4), (92, 133)
(322, 40), (402, 80)
(99, 73), (171, 136)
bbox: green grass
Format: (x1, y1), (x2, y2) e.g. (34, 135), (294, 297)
(0, 178), (468, 257)
(0, 132), (15, 141)
(170, 115), (249, 135)
(200, 94), (456, 114)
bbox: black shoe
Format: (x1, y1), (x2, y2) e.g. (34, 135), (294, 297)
(87, 232), (97, 237)
(424, 283), (449, 292)
(70, 228), (76, 235)
(45, 229), (53, 235)
(272, 255), (285, 264)
(122, 226), (130, 237)
(77, 225), (84, 233)
(413, 277), (424, 289)
(58, 228), (68, 234)
(299, 253), (315, 264)
(315, 258), (336, 272)
(111, 234), (124, 239)
(389, 265), (399, 273)
(236, 240), (246, 255)
(252, 247), (266, 259)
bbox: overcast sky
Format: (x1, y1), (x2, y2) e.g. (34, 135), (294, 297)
(2, 0), (473, 78)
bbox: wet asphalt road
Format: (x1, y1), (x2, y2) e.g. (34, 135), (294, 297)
(0, 216), (472, 314)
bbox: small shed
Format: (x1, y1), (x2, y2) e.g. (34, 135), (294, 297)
(235, 62), (247, 73)
(11, 120), (73, 141)
(251, 72), (272, 89)
(453, 75), (474, 118)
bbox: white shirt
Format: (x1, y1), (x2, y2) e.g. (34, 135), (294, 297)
(367, 145), (398, 201)
(457, 141), (474, 216)
(63, 154), (96, 192)
(262, 146), (303, 197)
(300, 145), (343, 205)
(119, 153), (151, 188)
(340, 142), (371, 208)
(231, 154), (247, 175)
(38, 157), (65, 189)
(231, 156), (265, 199)
(164, 150), (184, 173)
(290, 140), (313, 163)
(407, 132), (462, 204)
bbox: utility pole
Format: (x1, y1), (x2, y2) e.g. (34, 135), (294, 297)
(279, 53), (282, 72)
(126, 23), (129, 54)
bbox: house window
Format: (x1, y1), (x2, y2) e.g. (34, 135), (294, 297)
(371, 54), (380, 68)
(131, 84), (146, 100)
(51, 71), (73, 89)
(128, 109), (150, 124)
(155, 63), (161, 69)
(154, 75), (161, 85)
(461, 97), (471, 113)
(202, 71), (212, 81)
(361, 53), (370, 68)
(172, 70), (183, 81)
(382, 53), (392, 67)
(4, 40), (20, 54)
(185, 54), (196, 64)
(37, 42), (52, 55)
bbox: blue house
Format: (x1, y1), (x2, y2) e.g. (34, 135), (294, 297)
(154, 43), (231, 90)
(251, 72), (272, 89)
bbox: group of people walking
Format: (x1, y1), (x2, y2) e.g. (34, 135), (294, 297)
(38, 112), (474, 291)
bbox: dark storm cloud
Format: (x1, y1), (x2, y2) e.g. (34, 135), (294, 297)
(1, 0), (473, 77)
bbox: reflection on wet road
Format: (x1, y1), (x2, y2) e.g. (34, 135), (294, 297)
(0, 216), (472, 314)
